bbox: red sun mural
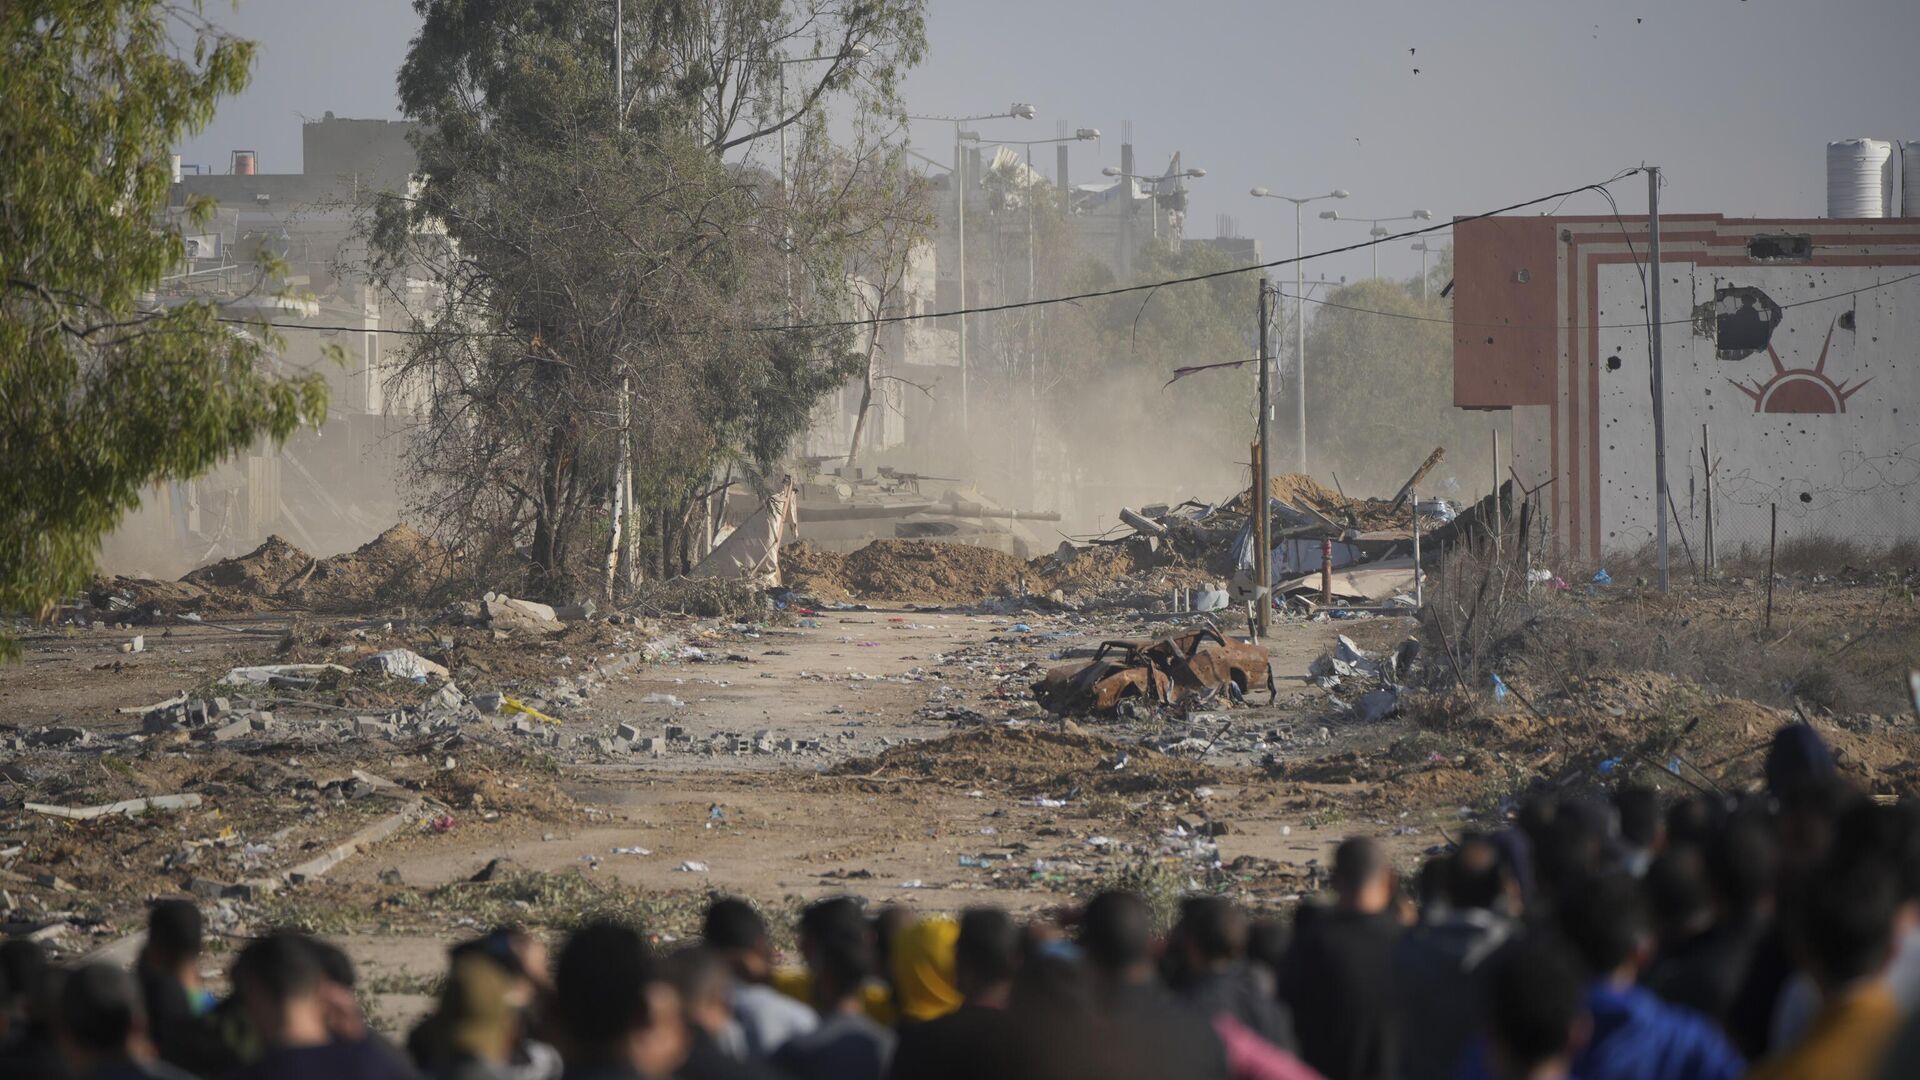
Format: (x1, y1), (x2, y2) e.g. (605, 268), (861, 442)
(1730, 316), (1870, 414)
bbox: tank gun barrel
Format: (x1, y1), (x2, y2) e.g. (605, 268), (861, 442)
(945, 500), (1063, 522)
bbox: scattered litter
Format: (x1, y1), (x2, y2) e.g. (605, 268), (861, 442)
(500, 696), (557, 724)
(1491, 674), (1510, 701)
(643, 693), (688, 708)
(676, 861), (710, 873)
(1591, 568), (1613, 586)
(612, 846), (653, 856)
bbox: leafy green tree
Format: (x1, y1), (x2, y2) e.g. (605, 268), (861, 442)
(1296, 267), (1494, 497)
(379, 0), (925, 596)
(1, 1), (328, 654)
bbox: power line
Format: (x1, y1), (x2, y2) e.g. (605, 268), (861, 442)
(187, 170), (1644, 340)
(185, 166), (1920, 341)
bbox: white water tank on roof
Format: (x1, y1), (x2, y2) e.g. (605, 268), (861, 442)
(1827, 139), (1893, 217)
(1902, 141), (1920, 217)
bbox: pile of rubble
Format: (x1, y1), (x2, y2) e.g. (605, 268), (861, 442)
(1095, 459), (1507, 612)
(92, 525), (456, 619)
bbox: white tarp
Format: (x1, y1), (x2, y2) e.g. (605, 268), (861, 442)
(691, 482), (797, 587)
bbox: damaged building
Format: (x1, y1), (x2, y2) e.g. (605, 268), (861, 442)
(102, 116), (427, 574)
(1453, 212), (1920, 562)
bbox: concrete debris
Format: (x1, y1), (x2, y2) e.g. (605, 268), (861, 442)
(26, 794), (203, 820)
(358, 648), (450, 682)
(220, 663), (350, 687)
(483, 594), (565, 635)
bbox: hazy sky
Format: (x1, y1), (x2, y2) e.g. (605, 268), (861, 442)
(179, 0), (1920, 285)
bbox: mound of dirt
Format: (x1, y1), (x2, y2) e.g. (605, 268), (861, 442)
(281, 524), (449, 612)
(837, 726), (1235, 797)
(1034, 543), (1144, 596)
(780, 543), (851, 600)
(841, 540), (1027, 602)
(179, 535), (312, 610)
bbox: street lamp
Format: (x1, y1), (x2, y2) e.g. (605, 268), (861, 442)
(905, 105), (1037, 436)
(1102, 163), (1206, 279)
(1318, 209), (1433, 279)
(958, 126), (1099, 505)
(1249, 186), (1348, 474)
(1409, 238), (1447, 303)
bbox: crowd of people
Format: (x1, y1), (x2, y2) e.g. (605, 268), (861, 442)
(4, 722), (1920, 1080)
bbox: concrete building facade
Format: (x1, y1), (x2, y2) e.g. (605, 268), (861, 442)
(1454, 213), (1920, 562)
(103, 116), (426, 573)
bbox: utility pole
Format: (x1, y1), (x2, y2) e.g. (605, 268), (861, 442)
(1255, 276), (1272, 638)
(954, 136), (969, 436)
(1294, 202), (1307, 474)
(1648, 166), (1669, 592)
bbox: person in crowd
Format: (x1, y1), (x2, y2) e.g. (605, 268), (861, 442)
(703, 897), (817, 1058)
(888, 916), (961, 1025)
(887, 907), (1019, 1080)
(1079, 890), (1228, 1080)
(1279, 837), (1403, 1080)
(1480, 934), (1590, 1080)
(1646, 809), (1777, 1025)
(411, 929), (561, 1080)
(0, 940), (64, 1078)
(1644, 847), (1717, 962)
(1749, 845), (1905, 1079)
(773, 898), (896, 1080)
(423, 952), (521, 1080)
(1166, 895), (1297, 1052)
(1550, 872), (1743, 1080)
(227, 932), (418, 1080)
(134, 900), (229, 1078)
(662, 947), (779, 1080)
(1615, 786), (1665, 879)
(552, 922), (686, 1080)
(1243, 920), (1288, 999)
(50, 963), (187, 1080)
(1394, 835), (1520, 1080)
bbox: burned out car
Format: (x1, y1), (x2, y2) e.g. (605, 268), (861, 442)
(1033, 626), (1277, 715)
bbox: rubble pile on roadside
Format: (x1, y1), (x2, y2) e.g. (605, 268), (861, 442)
(91, 525), (457, 619)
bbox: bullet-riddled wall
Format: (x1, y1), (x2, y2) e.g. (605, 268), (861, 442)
(1455, 214), (1920, 562)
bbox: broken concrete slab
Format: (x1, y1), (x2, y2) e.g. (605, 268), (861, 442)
(26, 794), (202, 820)
(220, 663), (349, 687)
(195, 718), (254, 743)
(483, 595), (564, 635)
(358, 648), (450, 683)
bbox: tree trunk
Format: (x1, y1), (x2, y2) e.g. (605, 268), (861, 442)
(845, 304), (885, 467)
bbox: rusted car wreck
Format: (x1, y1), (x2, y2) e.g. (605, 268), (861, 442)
(1032, 626), (1276, 715)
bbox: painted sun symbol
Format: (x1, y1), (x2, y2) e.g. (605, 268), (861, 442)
(1730, 316), (1871, 414)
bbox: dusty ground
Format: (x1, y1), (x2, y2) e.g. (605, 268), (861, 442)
(4, 545), (1917, 1032)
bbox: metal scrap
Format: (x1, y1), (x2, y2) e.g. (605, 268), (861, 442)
(1033, 626), (1276, 715)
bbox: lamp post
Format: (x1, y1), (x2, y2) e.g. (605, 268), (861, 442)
(959, 127), (1098, 505)
(1103, 163), (1207, 274)
(1409, 239), (1446, 303)
(1249, 186), (1348, 474)
(906, 104), (1037, 435)
(1318, 209), (1433, 279)
(773, 44), (873, 309)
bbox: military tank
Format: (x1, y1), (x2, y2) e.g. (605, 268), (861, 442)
(739, 465), (1061, 559)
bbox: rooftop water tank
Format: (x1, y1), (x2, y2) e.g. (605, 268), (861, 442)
(1827, 139), (1893, 217)
(1902, 141), (1920, 217)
